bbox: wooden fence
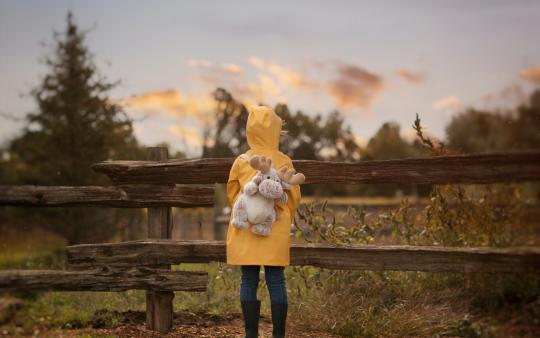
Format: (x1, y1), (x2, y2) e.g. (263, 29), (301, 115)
(1, 148), (540, 333)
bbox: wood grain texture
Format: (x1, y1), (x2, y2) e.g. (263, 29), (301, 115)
(0, 185), (214, 207)
(0, 267), (208, 292)
(67, 240), (540, 274)
(144, 147), (174, 333)
(91, 150), (540, 185)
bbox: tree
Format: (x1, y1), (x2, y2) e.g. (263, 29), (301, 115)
(202, 88), (248, 157)
(445, 89), (540, 153)
(358, 122), (425, 196)
(275, 104), (362, 161)
(203, 88), (362, 162)
(362, 122), (419, 161)
(8, 12), (144, 243)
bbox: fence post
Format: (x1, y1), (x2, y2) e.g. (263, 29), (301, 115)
(145, 146), (174, 333)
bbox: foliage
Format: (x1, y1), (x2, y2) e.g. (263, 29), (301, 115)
(10, 12), (143, 185)
(202, 88), (249, 157)
(445, 90), (540, 153)
(363, 121), (420, 160)
(285, 116), (539, 337)
(4, 13), (145, 244)
(202, 88), (362, 162)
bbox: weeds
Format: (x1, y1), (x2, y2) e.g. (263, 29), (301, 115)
(281, 115), (539, 337)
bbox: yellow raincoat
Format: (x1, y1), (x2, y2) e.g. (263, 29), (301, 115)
(226, 106), (301, 266)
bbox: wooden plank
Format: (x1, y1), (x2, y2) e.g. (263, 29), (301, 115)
(67, 240), (540, 274)
(0, 267), (207, 292)
(91, 150), (540, 185)
(0, 185), (213, 208)
(144, 147), (174, 333)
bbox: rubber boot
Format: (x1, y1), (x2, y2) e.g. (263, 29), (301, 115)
(241, 300), (261, 338)
(270, 303), (288, 338)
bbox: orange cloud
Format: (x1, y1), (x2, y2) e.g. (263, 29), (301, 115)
(395, 69), (427, 84)
(248, 57), (384, 111)
(520, 67), (540, 85)
(432, 95), (461, 111)
(188, 59), (242, 76)
(248, 56), (317, 90)
(327, 64), (384, 111)
(221, 63), (243, 74)
(122, 89), (215, 123)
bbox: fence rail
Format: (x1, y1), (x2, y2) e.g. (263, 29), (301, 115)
(0, 267), (208, 292)
(92, 150), (540, 185)
(0, 184), (214, 207)
(66, 239), (540, 274)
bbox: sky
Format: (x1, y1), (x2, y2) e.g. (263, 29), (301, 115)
(1, 0), (539, 156)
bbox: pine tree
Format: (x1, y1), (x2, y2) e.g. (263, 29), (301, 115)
(10, 12), (142, 186)
(9, 12), (144, 243)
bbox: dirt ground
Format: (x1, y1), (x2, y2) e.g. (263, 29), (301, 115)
(0, 310), (341, 338)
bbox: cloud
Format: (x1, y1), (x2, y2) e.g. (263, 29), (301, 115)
(168, 125), (204, 146)
(243, 75), (283, 102)
(519, 66), (540, 85)
(221, 63), (243, 74)
(395, 69), (427, 84)
(480, 83), (527, 106)
(327, 63), (384, 111)
(248, 56), (384, 111)
(189, 59), (243, 74)
(186, 56), (387, 112)
(432, 95), (461, 111)
(122, 89), (215, 123)
(248, 56), (317, 90)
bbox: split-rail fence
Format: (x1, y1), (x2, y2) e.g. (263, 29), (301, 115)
(1, 147), (539, 333)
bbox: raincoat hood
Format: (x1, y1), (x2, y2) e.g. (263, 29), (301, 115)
(246, 106), (282, 151)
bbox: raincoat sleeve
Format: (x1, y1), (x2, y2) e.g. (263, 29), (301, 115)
(226, 157), (242, 207)
(285, 159), (302, 223)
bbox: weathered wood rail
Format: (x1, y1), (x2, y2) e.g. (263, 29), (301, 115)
(0, 184), (213, 207)
(0, 267), (207, 292)
(67, 239), (540, 274)
(92, 150), (540, 185)
(1, 147), (540, 333)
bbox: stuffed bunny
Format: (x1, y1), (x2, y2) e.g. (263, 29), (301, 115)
(232, 155), (305, 236)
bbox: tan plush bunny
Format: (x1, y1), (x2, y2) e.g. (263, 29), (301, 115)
(231, 155), (305, 236)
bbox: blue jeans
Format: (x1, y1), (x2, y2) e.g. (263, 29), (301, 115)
(240, 265), (288, 304)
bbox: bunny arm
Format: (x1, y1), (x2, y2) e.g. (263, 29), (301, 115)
(243, 173), (262, 196)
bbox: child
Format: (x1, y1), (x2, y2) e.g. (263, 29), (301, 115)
(226, 106), (302, 338)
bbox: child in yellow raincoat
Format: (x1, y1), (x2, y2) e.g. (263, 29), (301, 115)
(226, 106), (302, 338)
